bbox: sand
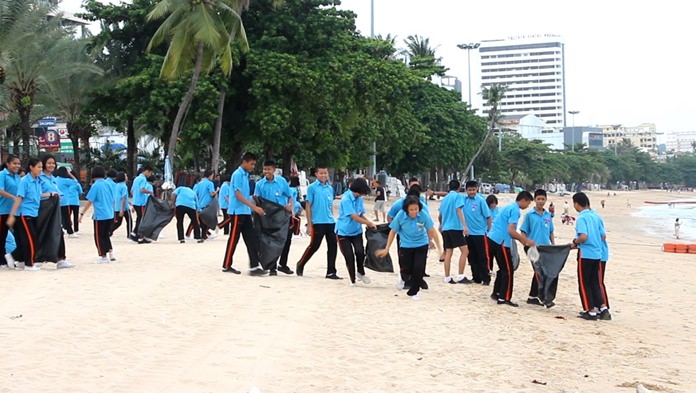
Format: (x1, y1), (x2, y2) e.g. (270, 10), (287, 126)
(1, 189), (695, 393)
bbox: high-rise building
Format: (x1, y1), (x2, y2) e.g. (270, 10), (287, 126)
(478, 34), (566, 128)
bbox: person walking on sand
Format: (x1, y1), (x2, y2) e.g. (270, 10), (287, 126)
(373, 180), (386, 222)
(463, 181), (493, 285)
(79, 166), (116, 263)
(336, 177), (376, 286)
(438, 179), (470, 284)
(674, 218), (681, 239)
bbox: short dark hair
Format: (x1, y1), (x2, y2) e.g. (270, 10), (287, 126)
(106, 169), (118, 179)
(534, 189), (547, 198)
(486, 194), (498, 206)
(91, 166), (106, 179)
(516, 191), (533, 202)
(221, 174), (231, 182)
(402, 196), (422, 213)
(26, 157), (41, 171)
(204, 169), (214, 178)
(573, 192), (590, 208)
(115, 172), (126, 183)
(408, 177), (419, 185)
(465, 180), (478, 189)
(241, 152), (257, 162)
(407, 184), (422, 196)
(349, 177), (371, 195)
(263, 160), (276, 167)
(315, 165), (328, 172)
(141, 164), (153, 172)
(289, 176), (300, 187)
(449, 180), (460, 191)
(56, 166), (70, 178)
(147, 175), (156, 182)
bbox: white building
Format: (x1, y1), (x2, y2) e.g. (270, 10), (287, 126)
(478, 34), (566, 128)
(664, 131), (696, 153)
(499, 114), (565, 150)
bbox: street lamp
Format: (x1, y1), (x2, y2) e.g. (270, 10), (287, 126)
(369, 0), (376, 178)
(456, 43), (481, 105)
(612, 124), (622, 155)
(568, 110), (579, 152)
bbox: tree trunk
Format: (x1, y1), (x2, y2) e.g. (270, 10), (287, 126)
(167, 42), (205, 168)
(211, 88), (226, 174)
(281, 148), (292, 178)
(67, 122), (81, 176)
(463, 129), (492, 180)
(81, 135), (91, 185)
(19, 114), (31, 160)
(127, 116), (136, 179)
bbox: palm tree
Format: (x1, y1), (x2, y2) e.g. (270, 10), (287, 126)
(402, 35), (447, 80)
(147, 0), (249, 167)
(463, 84), (507, 178)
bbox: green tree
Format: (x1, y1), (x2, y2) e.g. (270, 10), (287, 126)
(463, 84), (507, 178)
(402, 35), (447, 80)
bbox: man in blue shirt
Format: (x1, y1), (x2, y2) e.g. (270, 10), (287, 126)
(218, 175), (231, 235)
(130, 165), (154, 244)
(572, 192), (610, 320)
(79, 166), (116, 263)
(222, 153), (266, 275)
(254, 160), (295, 275)
(295, 165), (342, 279)
(462, 181), (493, 285)
(438, 180), (470, 284)
(487, 191), (535, 307)
(195, 169), (219, 240)
(172, 185), (203, 243)
(519, 189), (555, 307)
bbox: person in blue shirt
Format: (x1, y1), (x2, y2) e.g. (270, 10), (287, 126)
(222, 152), (266, 275)
(111, 172), (132, 237)
(486, 194), (499, 225)
(68, 169), (82, 233)
(438, 180), (470, 284)
(194, 169), (219, 240)
(596, 211), (610, 315)
(295, 165), (342, 279)
(130, 165), (154, 244)
(387, 179), (429, 222)
(336, 177), (376, 286)
(79, 166), (116, 263)
(487, 191), (535, 307)
(572, 193), (610, 321)
(7, 158), (53, 271)
(56, 166), (82, 237)
(39, 154), (73, 268)
(254, 160), (295, 275)
(463, 181), (493, 285)
(172, 185), (203, 244)
(519, 189), (555, 307)
(218, 175), (231, 235)
(0, 154), (21, 268)
(376, 196), (442, 300)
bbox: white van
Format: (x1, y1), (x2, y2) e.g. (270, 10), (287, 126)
(480, 183), (493, 194)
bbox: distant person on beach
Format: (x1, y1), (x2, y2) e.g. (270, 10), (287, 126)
(563, 201), (569, 215)
(626, 199), (631, 208)
(373, 180), (386, 222)
(548, 201), (555, 218)
(675, 218), (681, 239)
(600, 199), (605, 208)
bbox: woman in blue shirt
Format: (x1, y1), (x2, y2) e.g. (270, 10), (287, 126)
(79, 166), (116, 263)
(56, 166), (82, 237)
(336, 178), (376, 286)
(377, 196), (442, 299)
(218, 174), (231, 235)
(0, 155), (21, 268)
(172, 185), (203, 243)
(111, 172), (131, 237)
(39, 154), (73, 268)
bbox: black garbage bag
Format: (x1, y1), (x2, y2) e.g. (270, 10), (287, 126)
(530, 244), (571, 303)
(253, 196), (290, 270)
(364, 223), (394, 273)
(35, 195), (62, 262)
(199, 197), (219, 230)
(138, 196), (174, 240)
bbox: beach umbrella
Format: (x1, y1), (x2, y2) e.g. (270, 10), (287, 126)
(162, 156), (174, 190)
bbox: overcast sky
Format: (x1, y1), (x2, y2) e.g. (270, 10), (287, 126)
(62, 0), (694, 132)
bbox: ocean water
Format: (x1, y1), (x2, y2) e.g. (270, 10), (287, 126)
(633, 203), (696, 241)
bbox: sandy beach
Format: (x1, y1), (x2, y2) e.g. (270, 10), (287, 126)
(1, 189), (695, 393)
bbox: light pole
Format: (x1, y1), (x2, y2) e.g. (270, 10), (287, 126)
(369, 0), (376, 178)
(568, 110), (579, 152)
(612, 124), (622, 155)
(457, 42), (480, 180)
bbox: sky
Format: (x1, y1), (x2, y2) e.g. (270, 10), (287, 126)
(60, 0), (695, 133)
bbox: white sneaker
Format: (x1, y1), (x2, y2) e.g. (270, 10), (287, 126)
(207, 234), (218, 240)
(0, 265), (8, 270)
(108, 252), (117, 261)
(24, 265), (41, 271)
(410, 294), (420, 300)
(5, 253), (16, 269)
(15, 262), (25, 269)
(68, 233), (80, 238)
(357, 273), (371, 284)
(396, 276), (405, 290)
(184, 236), (193, 240)
(95, 257), (109, 264)
(56, 260), (75, 269)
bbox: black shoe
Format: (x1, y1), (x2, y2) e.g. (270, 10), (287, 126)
(599, 309), (612, 321)
(403, 283), (412, 290)
(325, 273), (343, 280)
(197, 239), (204, 243)
(473, 279), (482, 284)
(482, 281), (491, 286)
(138, 238), (151, 244)
(577, 311), (599, 320)
(457, 277), (473, 284)
(544, 301), (555, 309)
(490, 293), (499, 301)
(222, 267), (241, 274)
(269, 270), (278, 276)
(179, 240), (185, 244)
(497, 300), (519, 307)
(129, 234), (139, 242)
(296, 263), (304, 277)
(526, 297), (543, 306)
(277, 265), (294, 275)
(420, 280), (428, 290)
(250, 267), (268, 276)
(423, 273), (430, 277)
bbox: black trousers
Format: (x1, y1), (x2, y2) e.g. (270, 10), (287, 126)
(278, 225), (294, 268)
(338, 234), (366, 283)
(489, 239), (514, 301)
(466, 235), (491, 284)
(577, 257), (604, 311)
(93, 219), (113, 257)
(296, 223), (337, 275)
(0, 214), (9, 265)
(220, 208), (230, 235)
(112, 210), (132, 237)
(12, 215), (37, 266)
(399, 245), (428, 296)
(222, 214), (260, 270)
(69, 204), (80, 232)
(133, 205), (146, 236)
(60, 206), (74, 234)
(176, 206), (200, 241)
(599, 261), (610, 308)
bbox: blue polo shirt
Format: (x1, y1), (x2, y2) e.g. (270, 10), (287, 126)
(254, 175), (292, 206)
(490, 206), (500, 225)
(230, 166), (252, 215)
(56, 177), (81, 207)
(195, 178), (215, 210)
(462, 194), (491, 236)
(131, 174), (149, 206)
(115, 182), (128, 212)
(86, 178), (115, 220)
(290, 188), (302, 215)
(576, 209), (604, 260)
(0, 168), (20, 215)
(519, 208), (554, 246)
(387, 195), (429, 219)
(219, 182), (230, 209)
(16, 175), (42, 217)
(594, 210), (609, 262)
(487, 202), (522, 247)
(439, 191), (465, 231)
(39, 172), (61, 199)
(389, 210), (433, 248)
(106, 178), (117, 209)
(306, 180), (335, 224)
(335, 191), (366, 236)
(173, 186), (197, 210)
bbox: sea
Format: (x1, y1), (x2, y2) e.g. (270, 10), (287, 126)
(633, 201), (696, 242)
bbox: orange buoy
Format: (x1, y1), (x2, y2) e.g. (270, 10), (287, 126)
(675, 244), (689, 253)
(663, 243), (677, 252)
